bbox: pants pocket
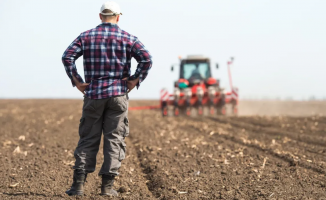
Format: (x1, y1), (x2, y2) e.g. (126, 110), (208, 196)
(78, 117), (85, 137)
(83, 97), (96, 111)
(124, 117), (129, 137)
(111, 95), (128, 111)
(118, 141), (126, 161)
(79, 117), (92, 138)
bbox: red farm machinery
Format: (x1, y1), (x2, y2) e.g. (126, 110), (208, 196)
(160, 55), (238, 117)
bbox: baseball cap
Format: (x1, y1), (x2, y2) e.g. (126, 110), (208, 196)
(100, 1), (122, 16)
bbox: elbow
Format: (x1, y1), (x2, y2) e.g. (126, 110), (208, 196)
(145, 58), (153, 69)
(147, 54), (153, 66)
(144, 50), (153, 65)
(62, 54), (70, 65)
(61, 55), (66, 64)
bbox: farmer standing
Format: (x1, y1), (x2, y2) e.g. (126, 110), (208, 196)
(61, 1), (152, 196)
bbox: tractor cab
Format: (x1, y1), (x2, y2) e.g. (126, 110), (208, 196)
(172, 56), (219, 89)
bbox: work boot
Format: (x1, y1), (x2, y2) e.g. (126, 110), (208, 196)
(65, 170), (87, 196)
(101, 174), (118, 196)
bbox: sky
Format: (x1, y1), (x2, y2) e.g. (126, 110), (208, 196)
(0, 0), (325, 100)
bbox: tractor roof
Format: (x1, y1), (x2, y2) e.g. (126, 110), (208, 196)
(184, 55), (210, 61)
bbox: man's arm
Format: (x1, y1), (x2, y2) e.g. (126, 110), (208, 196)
(72, 75), (89, 95)
(128, 39), (152, 91)
(62, 34), (85, 87)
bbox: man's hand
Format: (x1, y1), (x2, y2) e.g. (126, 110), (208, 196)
(72, 75), (89, 95)
(122, 77), (139, 93)
(76, 83), (90, 95)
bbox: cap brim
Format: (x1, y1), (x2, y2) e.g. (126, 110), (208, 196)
(100, 12), (122, 16)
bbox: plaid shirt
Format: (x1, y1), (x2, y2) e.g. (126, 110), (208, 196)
(62, 23), (152, 99)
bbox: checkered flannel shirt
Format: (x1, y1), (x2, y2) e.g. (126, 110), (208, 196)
(62, 23), (152, 99)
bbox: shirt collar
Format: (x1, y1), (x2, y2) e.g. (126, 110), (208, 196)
(98, 22), (119, 27)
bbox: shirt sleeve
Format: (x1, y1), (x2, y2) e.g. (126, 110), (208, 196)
(62, 34), (84, 87)
(129, 39), (153, 89)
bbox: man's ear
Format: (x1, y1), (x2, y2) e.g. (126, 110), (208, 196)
(116, 15), (120, 23)
(99, 13), (103, 21)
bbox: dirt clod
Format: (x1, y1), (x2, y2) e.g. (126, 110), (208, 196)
(118, 186), (127, 193)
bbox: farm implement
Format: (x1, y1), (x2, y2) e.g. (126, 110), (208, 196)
(160, 55), (238, 117)
(129, 55), (239, 117)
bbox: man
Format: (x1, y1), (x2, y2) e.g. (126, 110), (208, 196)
(189, 65), (204, 80)
(61, 1), (152, 196)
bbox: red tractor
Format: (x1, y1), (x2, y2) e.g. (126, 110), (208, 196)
(160, 55), (238, 117)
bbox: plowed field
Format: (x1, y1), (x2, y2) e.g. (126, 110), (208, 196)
(0, 100), (326, 199)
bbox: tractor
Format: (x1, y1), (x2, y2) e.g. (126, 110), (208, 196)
(160, 55), (238, 117)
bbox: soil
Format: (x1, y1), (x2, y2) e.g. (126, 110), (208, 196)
(0, 100), (326, 199)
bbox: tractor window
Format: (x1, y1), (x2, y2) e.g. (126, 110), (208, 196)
(183, 63), (210, 80)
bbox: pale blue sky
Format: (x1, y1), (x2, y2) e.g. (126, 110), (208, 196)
(0, 0), (325, 99)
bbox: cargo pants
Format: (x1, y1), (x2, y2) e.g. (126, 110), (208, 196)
(73, 95), (129, 176)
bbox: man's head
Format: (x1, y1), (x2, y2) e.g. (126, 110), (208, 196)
(99, 1), (122, 23)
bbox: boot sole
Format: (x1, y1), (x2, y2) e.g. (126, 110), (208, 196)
(101, 193), (118, 197)
(65, 190), (83, 196)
